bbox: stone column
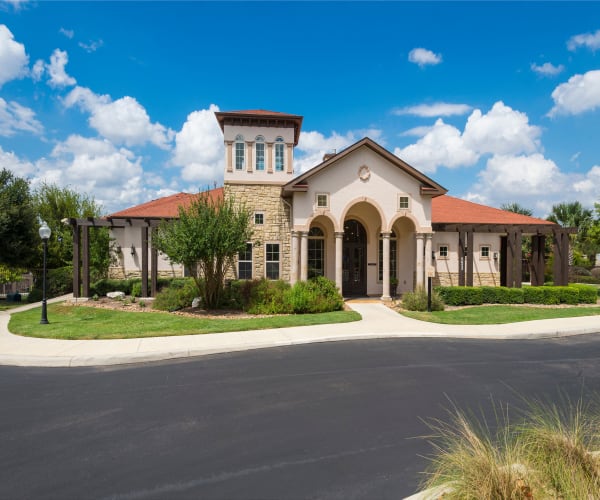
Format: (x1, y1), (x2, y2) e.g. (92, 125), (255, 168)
(381, 232), (391, 301)
(335, 231), (343, 293)
(290, 231), (299, 285)
(286, 143), (293, 174)
(300, 231), (309, 281)
(225, 141), (233, 173)
(266, 142), (273, 174)
(415, 233), (424, 289)
(246, 141), (254, 173)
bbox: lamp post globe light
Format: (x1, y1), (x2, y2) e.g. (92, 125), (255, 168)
(39, 221), (51, 325)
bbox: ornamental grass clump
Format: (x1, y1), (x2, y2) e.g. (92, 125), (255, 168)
(401, 287), (444, 311)
(420, 396), (600, 499)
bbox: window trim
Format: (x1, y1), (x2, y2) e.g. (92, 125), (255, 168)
(438, 244), (449, 260)
(235, 135), (245, 171)
(254, 212), (264, 225)
(265, 242), (280, 280)
(274, 137), (285, 172)
(397, 194), (411, 211)
(480, 245), (491, 260)
(315, 192), (329, 209)
(255, 136), (265, 171)
(308, 226), (325, 278)
(238, 242), (253, 280)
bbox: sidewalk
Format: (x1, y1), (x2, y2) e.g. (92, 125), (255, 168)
(1, 295), (599, 367)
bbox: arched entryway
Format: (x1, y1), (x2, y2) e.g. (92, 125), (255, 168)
(342, 219), (367, 296)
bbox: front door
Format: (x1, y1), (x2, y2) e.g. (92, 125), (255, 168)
(342, 219), (367, 296)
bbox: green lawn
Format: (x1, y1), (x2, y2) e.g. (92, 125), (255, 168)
(0, 301), (23, 312)
(401, 305), (600, 325)
(8, 303), (361, 340)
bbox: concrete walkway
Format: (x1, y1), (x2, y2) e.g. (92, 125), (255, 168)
(1, 295), (599, 367)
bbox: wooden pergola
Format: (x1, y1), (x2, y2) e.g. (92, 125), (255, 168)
(431, 223), (576, 288)
(66, 216), (170, 299)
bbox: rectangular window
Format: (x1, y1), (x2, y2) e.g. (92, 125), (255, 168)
(308, 238), (325, 278)
(378, 238), (398, 281)
(235, 142), (245, 170)
(275, 143), (284, 171)
(438, 245), (449, 259)
(254, 212), (264, 225)
(398, 196), (410, 210)
(238, 243), (253, 280)
(265, 243), (280, 280)
(316, 193), (329, 208)
(480, 246), (490, 259)
(256, 143), (265, 171)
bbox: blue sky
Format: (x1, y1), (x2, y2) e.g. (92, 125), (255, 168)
(1, 1), (599, 216)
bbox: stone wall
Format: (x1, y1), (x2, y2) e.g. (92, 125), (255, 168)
(434, 272), (501, 287)
(225, 183), (292, 282)
(108, 266), (183, 280)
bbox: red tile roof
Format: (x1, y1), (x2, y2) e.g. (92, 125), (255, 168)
(108, 188), (224, 219)
(432, 195), (554, 225)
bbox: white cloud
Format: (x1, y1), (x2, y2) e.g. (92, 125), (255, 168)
(408, 47), (442, 67)
(64, 86), (173, 149)
(0, 24), (28, 87)
(462, 101), (541, 156)
(393, 102), (472, 117)
(79, 39), (103, 53)
(171, 104), (224, 183)
(0, 145), (35, 177)
(294, 128), (383, 173)
(572, 165), (600, 201)
(394, 119), (478, 172)
(567, 29), (600, 52)
(531, 62), (564, 77)
(394, 101), (541, 172)
(0, 97), (43, 136)
(31, 59), (44, 82)
(46, 48), (76, 88)
(548, 70), (600, 116)
(59, 27), (74, 39)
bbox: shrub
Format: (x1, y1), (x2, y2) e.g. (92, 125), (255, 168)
(480, 286), (499, 304)
(557, 286), (579, 305)
(285, 277), (344, 314)
(130, 281), (142, 298)
(402, 287), (444, 311)
(152, 279), (199, 311)
(47, 266), (73, 297)
(506, 287), (525, 304)
(570, 265), (592, 277)
(543, 287), (561, 305)
(27, 288), (43, 303)
(436, 286), (483, 306)
(570, 284), (598, 304)
(90, 278), (134, 296)
(524, 286), (545, 304)
(246, 279), (291, 315)
(573, 275), (600, 285)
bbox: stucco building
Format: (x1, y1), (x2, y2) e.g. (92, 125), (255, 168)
(68, 109), (571, 299)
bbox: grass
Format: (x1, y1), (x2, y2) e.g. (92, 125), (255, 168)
(401, 305), (600, 325)
(8, 303), (361, 340)
(421, 396), (600, 499)
(0, 301), (23, 311)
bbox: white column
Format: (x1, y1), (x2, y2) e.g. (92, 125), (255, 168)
(416, 233), (424, 289)
(335, 231), (344, 293)
(290, 231), (299, 285)
(381, 232), (391, 301)
(300, 231), (308, 281)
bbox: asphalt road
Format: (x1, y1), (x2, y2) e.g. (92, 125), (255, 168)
(2, 335), (600, 499)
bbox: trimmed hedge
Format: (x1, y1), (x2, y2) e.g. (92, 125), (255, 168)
(435, 284), (598, 306)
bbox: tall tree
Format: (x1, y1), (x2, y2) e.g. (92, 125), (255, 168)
(501, 202), (533, 216)
(0, 169), (38, 268)
(548, 201), (595, 265)
(33, 182), (112, 279)
(153, 193), (252, 309)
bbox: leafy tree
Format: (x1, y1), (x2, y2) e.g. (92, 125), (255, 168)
(33, 182), (112, 280)
(0, 169), (38, 268)
(547, 201), (596, 265)
(153, 193), (252, 309)
(0, 264), (25, 285)
(501, 202), (533, 216)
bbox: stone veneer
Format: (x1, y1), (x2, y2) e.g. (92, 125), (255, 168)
(433, 272), (501, 287)
(108, 267), (183, 280)
(225, 183), (292, 282)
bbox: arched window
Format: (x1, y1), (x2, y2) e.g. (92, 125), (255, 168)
(378, 230), (397, 281)
(255, 135), (265, 171)
(235, 134), (245, 170)
(308, 226), (325, 278)
(275, 137), (285, 171)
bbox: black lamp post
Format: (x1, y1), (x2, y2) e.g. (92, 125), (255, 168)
(39, 221), (51, 325)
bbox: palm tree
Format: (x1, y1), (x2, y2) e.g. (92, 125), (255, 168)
(501, 202), (533, 216)
(547, 202), (594, 266)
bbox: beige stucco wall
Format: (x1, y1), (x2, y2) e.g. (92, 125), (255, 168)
(291, 146), (431, 233)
